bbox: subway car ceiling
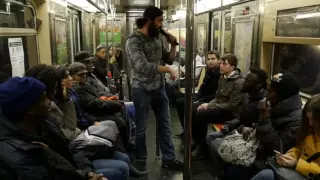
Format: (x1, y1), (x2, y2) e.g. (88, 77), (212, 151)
(0, 0), (320, 102)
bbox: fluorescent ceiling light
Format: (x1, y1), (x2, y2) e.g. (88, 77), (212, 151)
(126, 10), (144, 13)
(67, 0), (100, 13)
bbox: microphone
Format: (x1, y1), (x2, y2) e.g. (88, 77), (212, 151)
(159, 28), (179, 45)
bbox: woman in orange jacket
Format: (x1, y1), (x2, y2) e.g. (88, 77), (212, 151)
(252, 94), (320, 180)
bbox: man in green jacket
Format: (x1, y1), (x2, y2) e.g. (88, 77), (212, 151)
(192, 54), (245, 159)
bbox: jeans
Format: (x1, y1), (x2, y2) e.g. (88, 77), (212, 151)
(92, 151), (130, 180)
(192, 108), (234, 151)
(251, 169), (275, 180)
(176, 97), (201, 130)
(132, 87), (175, 162)
(225, 164), (257, 180)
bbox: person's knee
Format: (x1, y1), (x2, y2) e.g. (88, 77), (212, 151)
(252, 169), (275, 180)
(113, 152), (130, 165)
(206, 132), (223, 144)
(114, 160), (129, 175)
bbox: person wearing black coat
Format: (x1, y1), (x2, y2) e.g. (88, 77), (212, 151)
(0, 77), (103, 180)
(224, 72), (302, 180)
(92, 44), (109, 87)
(175, 50), (221, 138)
(206, 68), (268, 178)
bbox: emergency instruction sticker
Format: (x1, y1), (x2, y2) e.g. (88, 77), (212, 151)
(8, 38), (25, 77)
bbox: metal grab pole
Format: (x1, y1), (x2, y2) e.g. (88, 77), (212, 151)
(184, 0), (195, 179)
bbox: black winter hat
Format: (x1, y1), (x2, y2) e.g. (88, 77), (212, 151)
(271, 72), (300, 100)
(143, 6), (163, 20)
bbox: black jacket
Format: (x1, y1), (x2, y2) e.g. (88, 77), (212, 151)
(224, 90), (267, 131)
(72, 82), (122, 117)
(256, 93), (302, 161)
(87, 73), (112, 97)
(197, 66), (220, 102)
(92, 56), (108, 87)
(0, 111), (92, 180)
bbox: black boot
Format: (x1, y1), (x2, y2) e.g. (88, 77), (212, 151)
(129, 165), (148, 177)
(162, 159), (184, 171)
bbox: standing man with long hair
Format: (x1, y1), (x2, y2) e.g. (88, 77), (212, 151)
(125, 6), (183, 172)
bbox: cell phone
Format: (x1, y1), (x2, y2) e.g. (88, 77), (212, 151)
(273, 150), (282, 155)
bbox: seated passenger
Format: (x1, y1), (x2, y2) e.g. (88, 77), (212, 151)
(54, 65), (98, 139)
(206, 68), (268, 178)
(75, 51), (113, 96)
(175, 50), (221, 138)
(0, 77), (106, 180)
(192, 54), (244, 159)
(225, 72), (302, 180)
(92, 44), (109, 87)
(69, 62), (122, 115)
(68, 63), (129, 146)
(252, 94), (320, 180)
(24, 64), (134, 179)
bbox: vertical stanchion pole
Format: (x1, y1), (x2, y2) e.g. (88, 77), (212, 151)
(184, 0), (195, 179)
(105, 1), (109, 73)
(155, 0), (161, 160)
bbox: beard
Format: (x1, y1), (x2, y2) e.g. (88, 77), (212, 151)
(148, 23), (160, 38)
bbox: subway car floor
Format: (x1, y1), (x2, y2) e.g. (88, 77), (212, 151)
(131, 109), (215, 180)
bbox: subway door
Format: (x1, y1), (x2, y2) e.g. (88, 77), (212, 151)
(231, 1), (259, 74)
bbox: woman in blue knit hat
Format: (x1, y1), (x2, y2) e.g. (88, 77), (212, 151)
(0, 77), (106, 180)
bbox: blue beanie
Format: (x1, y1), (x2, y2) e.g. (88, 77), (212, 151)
(0, 77), (46, 120)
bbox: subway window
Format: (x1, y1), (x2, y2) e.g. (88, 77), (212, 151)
(272, 43), (320, 96)
(0, 2), (35, 29)
(0, 36), (38, 79)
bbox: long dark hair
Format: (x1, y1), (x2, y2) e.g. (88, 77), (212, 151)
(136, 17), (148, 29)
(297, 94), (320, 145)
(54, 64), (69, 101)
(24, 64), (59, 100)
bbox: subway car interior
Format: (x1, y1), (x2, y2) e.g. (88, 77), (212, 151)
(0, 0), (320, 180)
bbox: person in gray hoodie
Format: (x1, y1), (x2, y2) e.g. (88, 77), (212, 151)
(126, 6), (183, 171)
(192, 54), (245, 159)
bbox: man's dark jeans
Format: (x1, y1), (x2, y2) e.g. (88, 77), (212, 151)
(131, 87), (175, 163)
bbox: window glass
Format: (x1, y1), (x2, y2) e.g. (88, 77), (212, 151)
(83, 14), (93, 53)
(54, 18), (68, 64)
(276, 5), (320, 38)
(0, 36), (37, 79)
(233, 20), (254, 74)
(272, 43), (320, 95)
(211, 15), (220, 51)
(0, 2), (35, 28)
(223, 12), (232, 55)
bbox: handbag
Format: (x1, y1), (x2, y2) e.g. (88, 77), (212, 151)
(218, 129), (260, 167)
(69, 121), (119, 160)
(267, 152), (320, 180)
